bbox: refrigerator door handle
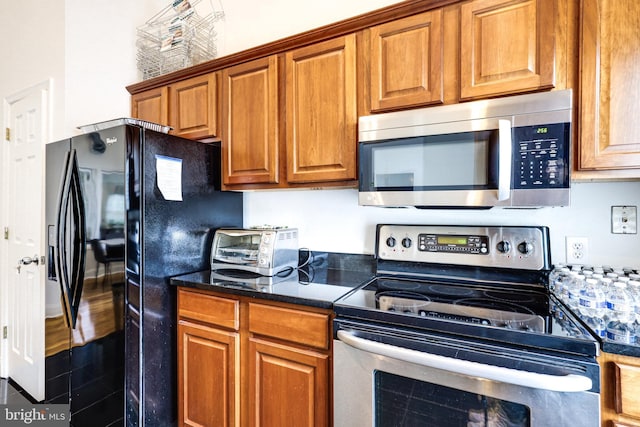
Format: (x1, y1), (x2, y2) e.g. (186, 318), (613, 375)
(55, 149), (74, 328)
(68, 152), (87, 327)
(55, 149), (86, 329)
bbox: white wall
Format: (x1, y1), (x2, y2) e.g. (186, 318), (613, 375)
(63, 0), (159, 136)
(214, 0), (400, 56)
(244, 182), (640, 268)
(0, 0), (65, 138)
(0, 0), (160, 141)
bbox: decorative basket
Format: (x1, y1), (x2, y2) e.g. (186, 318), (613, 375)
(136, 0), (224, 80)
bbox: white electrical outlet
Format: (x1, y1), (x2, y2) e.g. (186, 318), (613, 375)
(566, 237), (589, 265)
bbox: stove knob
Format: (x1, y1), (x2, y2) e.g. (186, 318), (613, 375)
(386, 237), (397, 247)
(496, 240), (511, 253)
(401, 237), (412, 248)
(517, 241), (534, 255)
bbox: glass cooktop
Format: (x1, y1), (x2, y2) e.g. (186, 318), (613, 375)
(334, 276), (600, 356)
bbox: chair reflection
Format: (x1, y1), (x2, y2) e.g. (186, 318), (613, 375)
(90, 238), (125, 288)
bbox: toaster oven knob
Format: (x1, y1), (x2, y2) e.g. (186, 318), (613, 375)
(401, 237), (412, 248)
(496, 241), (510, 253)
(386, 237), (397, 248)
(517, 241), (534, 255)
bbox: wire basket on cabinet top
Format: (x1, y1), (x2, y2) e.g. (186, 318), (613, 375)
(136, 0), (224, 80)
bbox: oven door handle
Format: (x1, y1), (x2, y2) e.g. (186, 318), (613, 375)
(336, 330), (593, 393)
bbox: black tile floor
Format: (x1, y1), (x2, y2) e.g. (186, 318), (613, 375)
(0, 378), (34, 405)
(44, 331), (125, 427)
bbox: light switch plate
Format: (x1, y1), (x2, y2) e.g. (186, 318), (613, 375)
(611, 205), (637, 234)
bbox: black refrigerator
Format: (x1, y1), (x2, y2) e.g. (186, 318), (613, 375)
(44, 119), (243, 426)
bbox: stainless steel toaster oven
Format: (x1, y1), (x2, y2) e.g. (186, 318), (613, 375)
(210, 227), (299, 276)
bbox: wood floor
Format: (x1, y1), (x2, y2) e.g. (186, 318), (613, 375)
(46, 275), (124, 357)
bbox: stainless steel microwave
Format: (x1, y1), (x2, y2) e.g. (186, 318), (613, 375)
(358, 90), (572, 208)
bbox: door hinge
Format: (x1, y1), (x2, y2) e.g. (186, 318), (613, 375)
(3, 227), (8, 240)
(5, 127), (9, 141)
(2, 326), (6, 339)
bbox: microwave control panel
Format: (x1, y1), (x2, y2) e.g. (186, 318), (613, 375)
(513, 122), (570, 189)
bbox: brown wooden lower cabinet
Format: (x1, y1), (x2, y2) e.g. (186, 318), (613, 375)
(600, 351), (640, 427)
(178, 320), (240, 427)
(177, 287), (332, 427)
(249, 338), (329, 427)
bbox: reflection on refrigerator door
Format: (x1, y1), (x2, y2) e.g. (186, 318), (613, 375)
(44, 126), (126, 426)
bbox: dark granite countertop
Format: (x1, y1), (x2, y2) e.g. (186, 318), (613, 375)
(170, 252), (375, 309)
(172, 251), (640, 358)
(600, 339), (640, 358)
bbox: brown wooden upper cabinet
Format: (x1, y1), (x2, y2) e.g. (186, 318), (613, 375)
(285, 34), (357, 184)
(131, 73), (218, 140)
(368, 10), (444, 112)
(129, 0), (640, 179)
(578, 0), (640, 173)
(169, 73), (217, 140)
(220, 34), (358, 189)
(131, 86), (168, 126)
(459, 0), (556, 100)
(221, 56), (280, 186)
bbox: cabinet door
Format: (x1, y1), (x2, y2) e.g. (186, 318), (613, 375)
(221, 56), (280, 185)
(369, 10), (444, 111)
(600, 352), (640, 427)
(460, 0), (555, 100)
(579, 0), (640, 171)
(248, 337), (329, 427)
(178, 320), (240, 427)
(169, 73), (217, 140)
(131, 87), (169, 126)
(285, 35), (357, 183)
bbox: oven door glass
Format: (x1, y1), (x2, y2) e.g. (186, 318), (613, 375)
(375, 371), (529, 427)
(358, 130), (499, 192)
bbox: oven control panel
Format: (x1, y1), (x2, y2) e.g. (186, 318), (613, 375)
(377, 224), (550, 270)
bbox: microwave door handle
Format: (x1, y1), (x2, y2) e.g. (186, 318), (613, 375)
(337, 330), (593, 393)
(498, 119), (513, 201)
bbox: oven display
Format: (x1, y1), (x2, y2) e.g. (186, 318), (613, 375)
(437, 236), (468, 245)
(420, 234), (489, 254)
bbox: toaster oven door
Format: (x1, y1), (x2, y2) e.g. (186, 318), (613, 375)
(211, 230), (262, 267)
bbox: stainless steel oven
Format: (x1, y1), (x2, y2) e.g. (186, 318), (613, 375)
(333, 224), (600, 427)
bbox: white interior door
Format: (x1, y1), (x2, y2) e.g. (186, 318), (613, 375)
(2, 80), (50, 401)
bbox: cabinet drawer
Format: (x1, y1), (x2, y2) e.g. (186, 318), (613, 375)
(615, 362), (640, 419)
(248, 303), (329, 350)
(178, 289), (239, 330)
